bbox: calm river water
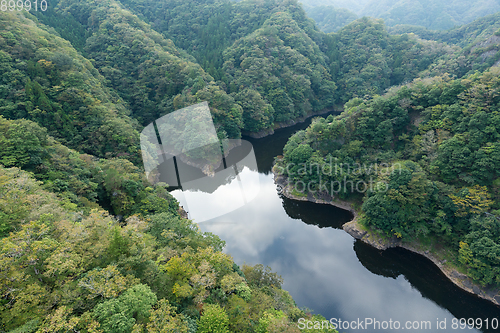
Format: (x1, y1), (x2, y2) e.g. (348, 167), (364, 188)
(172, 115), (500, 332)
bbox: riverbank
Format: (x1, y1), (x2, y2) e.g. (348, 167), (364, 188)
(243, 106), (343, 139)
(273, 169), (500, 307)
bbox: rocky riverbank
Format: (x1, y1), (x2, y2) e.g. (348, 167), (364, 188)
(273, 169), (500, 307)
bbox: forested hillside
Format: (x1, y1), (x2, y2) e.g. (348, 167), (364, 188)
(222, 11), (336, 131)
(38, 0), (245, 139)
(0, 2), (344, 331)
(19, 0), (478, 137)
(391, 13), (500, 80)
(114, 0), (332, 132)
(2, 0), (500, 330)
(0, 160), (335, 332)
(301, 0), (500, 31)
(277, 67), (500, 289)
(303, 5), (357, 33)
(325, 17), (455, 103)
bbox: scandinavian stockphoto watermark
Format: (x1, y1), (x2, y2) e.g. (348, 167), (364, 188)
(298, 317), (499, 331)
(275, 157), (402, 195)
(140, 102), (260, 222)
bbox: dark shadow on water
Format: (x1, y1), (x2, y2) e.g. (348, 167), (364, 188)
(281, 191), (500, 330)
(355, 241), (500, 332)
(188, 108), (500, 331)
(281, 195), (353, 229)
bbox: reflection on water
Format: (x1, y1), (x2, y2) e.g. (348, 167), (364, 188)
(171, 115), (500, 332)
(168, 140), (260, 222)
(355, 243), (500, 325)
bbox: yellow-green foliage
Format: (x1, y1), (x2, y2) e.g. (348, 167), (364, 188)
(0, 166), (310, 332)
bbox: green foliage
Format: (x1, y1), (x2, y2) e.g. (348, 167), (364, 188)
(224, 10), (336, 129)
(460, 215), (500, 287)
(4, 0), (495, 147)
(116, 0), (338, 132)
(119, 0), (324, 78)
(0, 115), (180, 217)
(235, 283), (252, 301)
(109, 226), (131, 261)
(56, 0), (243, 138)
(7, 319), (40, 333)
(288, 144), (314, 165)
(362, 161), (435, 239)
(93, 284), (157, 332)
(0, 166), (304, 332)
(279, 66), (500, 285)
(326, 18), (451, 103)
(197, 304), (229, 333)
(304, 5), (358, 33)
(255, 309), (286, 333)
(0, 117), (48, 169)
(144, 299), (189, 333)
(0, 13), (140, 161)
(147, 212), (225, 252)
(78, 265), (131, 299)
(4, 1), (500, 331)
(241, 264), (284, 289)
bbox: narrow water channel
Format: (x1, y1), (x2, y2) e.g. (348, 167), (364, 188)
(172, 115), (500, 333)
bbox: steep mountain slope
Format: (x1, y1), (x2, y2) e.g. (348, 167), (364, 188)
(80, 0), (334, 133)
(223, 11), (336, 131)
(301, 0), (500, 31)
(116, 0), (459, 130)
(0, 11), (139, 160)
(324, 17), (454, 103)
(0, 159), (325, 332)
(3, 1), (500, 331)
(3, 0), (499, 148)
(303, 5), (358, 33)
(0, 114), (180, 222)
(277, 66), (500, 289)
(119, 0), (325, 77)
(53, 0), (244, 139)
(394, 13), (500, 79)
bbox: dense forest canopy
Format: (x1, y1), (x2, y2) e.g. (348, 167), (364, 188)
(0, 10), (140, 161)
(303, 5), (358, 33)
(0, 1), (345, 331)
(300, 0), (500, 31)
(2, 0), (500, 331)
(21, 0), (500, 137)
(277, 67), (500, 289)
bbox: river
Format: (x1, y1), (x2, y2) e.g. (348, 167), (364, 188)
(171, 115), (500, 333)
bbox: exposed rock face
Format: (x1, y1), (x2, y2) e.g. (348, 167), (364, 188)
(451, 271), (468, 280)
(343, 221), (402, 250)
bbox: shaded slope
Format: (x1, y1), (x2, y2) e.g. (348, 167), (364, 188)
(0, 11), (139, 160)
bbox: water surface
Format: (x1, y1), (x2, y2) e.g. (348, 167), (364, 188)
(172, 116), (500, 332)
